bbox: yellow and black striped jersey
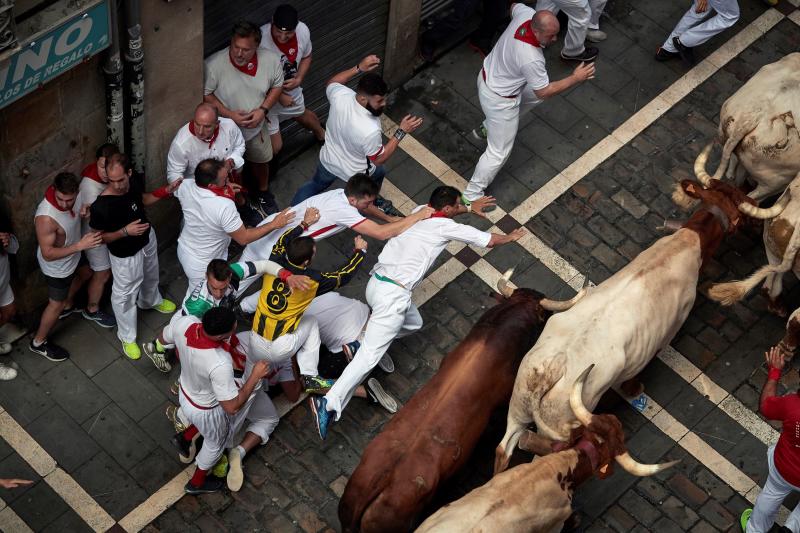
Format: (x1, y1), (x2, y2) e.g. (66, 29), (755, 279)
(252, 224), (365, 340)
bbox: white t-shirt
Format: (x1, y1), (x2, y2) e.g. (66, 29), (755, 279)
(166, 118), (246, 183)
(319, 83), (383, 180)
(76, 177), (107, 234)
(372, 207), (492, 290)
(304, 292), (369, 353)
(259, 21), (312, 101)
(204, 48), (284, 140)
(35, 198), (81, 278)
(166, 314), (238, 408)
(241, 188), (367, 262)
(175, 180), (243, 268)
(483, 4), (549, 99)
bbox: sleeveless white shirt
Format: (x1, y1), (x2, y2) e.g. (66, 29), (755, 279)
(35, 198), (81, 278)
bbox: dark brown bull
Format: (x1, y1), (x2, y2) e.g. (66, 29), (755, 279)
(339, 285), (587, 532)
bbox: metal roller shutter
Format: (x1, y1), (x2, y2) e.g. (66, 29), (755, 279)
(421, 0), (457, 23)
(204, 0), (390, 148)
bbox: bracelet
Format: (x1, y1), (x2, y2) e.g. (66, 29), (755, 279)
(151, 185), (170, 198)
(393, 128), (406, 142)
(122, 226), (128, 237)
(300, 221), (310, 230)
(355, 65), (361, 73)
(768, 367), (782, 381)
(278, 269), (291, 282)
(260, 105), (270, 114)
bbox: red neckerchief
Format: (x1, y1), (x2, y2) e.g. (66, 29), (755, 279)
(185, 323), (222, 349)
(229, 49), (258, 76)
(514, 20), (541, 47)
(82, 162), (104, 184)
(427, 204), (448, 218)
(202, 183), (236, 201)
(45, 185), (75, 217)
(188, 121), (220, 149)
(226, 335), (246, 371)
(273, 33), (299, 63)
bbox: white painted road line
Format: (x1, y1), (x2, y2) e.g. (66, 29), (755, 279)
(0, 498), (34, 533)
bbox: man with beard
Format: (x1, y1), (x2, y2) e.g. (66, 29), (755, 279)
(290, 55), (422, 220)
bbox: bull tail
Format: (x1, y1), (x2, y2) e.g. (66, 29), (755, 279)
(711, 115), (760, 181)
(494, 420), (525, 476)
(709, 225), (800, 305)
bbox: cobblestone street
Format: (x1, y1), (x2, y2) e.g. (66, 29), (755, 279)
(2, 0), (800, 531)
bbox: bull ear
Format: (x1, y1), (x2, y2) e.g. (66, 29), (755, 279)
(680, 180), (702, 199)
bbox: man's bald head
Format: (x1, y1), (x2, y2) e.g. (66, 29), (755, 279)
(194, 103), (219, 122)
(532, 10), (560, 47)
(192, 103), (219, 141)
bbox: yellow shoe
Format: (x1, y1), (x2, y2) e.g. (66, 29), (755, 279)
(152, 299), (176, 314)
(211, 453), (228, 478)
(122, 341), (141, 360)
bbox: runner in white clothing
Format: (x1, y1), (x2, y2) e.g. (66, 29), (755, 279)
(166, 103), (246, 184)
(655, 0), (739, 66)
(237, 173), (444, 313)
(465, 6), (595, 203)
(166, 308), (275, 494)
(174, 158), (294, 294)
(0, 224), (19, 380)
(309, 185), (525, 439)
(259, 4), (325, 158)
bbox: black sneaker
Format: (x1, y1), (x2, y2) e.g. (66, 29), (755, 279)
(82, 309), (117, 328)
(654, 47), (679, 62)
(239, 201), (265, 228)
(302, 374), (336, 394)
(672, 37), (695, 66)
(171, 431), (203, 464)
(365, 377), (399, 414)
(184, 476), (225, 495)
(561, 46), (598, 62)
(374, 196), (404, 218)
(28, 339), (69, 362)
(256, 191), (279, 216)
(58, 306), (81, 319)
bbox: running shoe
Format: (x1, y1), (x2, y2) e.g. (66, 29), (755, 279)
(342, 340), (360, 362)
(302, 375), (336, 394)
(170, 378), (180, 396)
(29, 339), (69, 362)
(378, 353), (395, 373)
(58, 306), (81, 319)
(165, 404), (187, 433)
(0, 342), (11, 355)
(0, 362), (17, 381)
(151, 299), (177, 314)
(586, 29), (607, 42)
(365, 378), (398, 414)
(82, 309), (117, 328)
(184, 476), (224, 495)
(560, 46), (599, 62)
(471, 124), (487, 140)
(374, 196), (404, 218)
(740, 508), (751, 532)
(171, 430), (202, 464)
(122, 341), (141, 360)
(654, 47), (679, 62)
(143, 341), (172, 372)
(227, 448), (244, 492)
(672, 37), (695, 66)
(212, 453), (229, 478)
(310, 396), (332, 440)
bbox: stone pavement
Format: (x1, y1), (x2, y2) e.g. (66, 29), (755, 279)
(1, 0), (800, 531)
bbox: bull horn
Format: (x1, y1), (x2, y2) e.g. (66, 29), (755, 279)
(615, 453), (680, 477)
(737, 194), (790, 220)
(496, 268), (515, 298)
(569, 364), (595, 426)
(694, 143), (714, 186)
(656, 219), (684, 233)
(541, 287), (588, 312)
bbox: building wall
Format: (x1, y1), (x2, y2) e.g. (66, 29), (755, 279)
(0, 56), (107, 311)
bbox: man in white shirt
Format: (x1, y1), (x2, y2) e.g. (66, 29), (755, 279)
(290, 55), (422, 220)
(309, 185), (525, 439)
(204, 21), (285, 218)
(166, 103), (246, 184)
(237, 173), (445, 313)
(465, 7), (595, 204)
(166, 308), (275, 494)
(259, 4), (325, 160)
(174, 158), (294, 296)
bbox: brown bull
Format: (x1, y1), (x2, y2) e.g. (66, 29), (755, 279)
(415, 366), (677, 533)
(339, 286), (587, 532)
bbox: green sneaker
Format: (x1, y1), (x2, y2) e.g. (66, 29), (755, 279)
(211, 453), (228, 478)
(302, 374), (336, 394)
(122, 341), (141, 360)
(471, 124), (488, 140)
(740, 508), (752, 531)
(152, 299), (177, 314)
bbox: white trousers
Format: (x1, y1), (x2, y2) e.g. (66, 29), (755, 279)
(465, 72), (541, 201)
(663, 0), (739, 52)
(181, 390), (279, 471)
(248, 316), (321, 376)
(536, 0), (590, 55)
(324, 277), (423, 418)
(588, 0), (607, 29)
(109, 229), (163, 343)
(177, 244), (209, 302)
(748, 445), (800, 533)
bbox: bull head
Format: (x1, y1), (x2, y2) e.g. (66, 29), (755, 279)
(677, 179), (755, 233)
(496, 270), (589, 312)
(569, 365), (679, 477)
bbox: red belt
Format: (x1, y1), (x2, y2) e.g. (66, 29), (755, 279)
(180, 383), (217, 410)
(482, 68), (518, 99)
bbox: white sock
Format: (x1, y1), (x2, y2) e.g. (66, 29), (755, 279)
(236, 445), (246, 459)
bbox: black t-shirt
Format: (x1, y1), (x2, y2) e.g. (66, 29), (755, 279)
(89, 176), (150, 258)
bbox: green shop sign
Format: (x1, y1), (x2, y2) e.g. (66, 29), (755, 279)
(0, 0), (111, 109)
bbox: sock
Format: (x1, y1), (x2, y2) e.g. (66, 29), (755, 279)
(155, 338), (165, 353)
(189, 467), (208, 487)
(236, 445), (246, 459)
(183, 425), (199, 442)
(32, 338), (44, 348)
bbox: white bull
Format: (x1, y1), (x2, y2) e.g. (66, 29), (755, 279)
(694, 52), (800, 201)
(494, 180), (754, 474)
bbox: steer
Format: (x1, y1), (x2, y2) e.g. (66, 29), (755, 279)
(691, 53), (800, 201)
(415, 366), (677, 533)
(708, 172), (800, 317)
(338, 284), (588, 533)
(495, 179), (754, 474)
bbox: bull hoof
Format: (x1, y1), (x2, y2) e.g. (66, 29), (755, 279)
(620, 379), (644, 398)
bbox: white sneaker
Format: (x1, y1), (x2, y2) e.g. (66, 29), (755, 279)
(378, 353), (395, 373)
(586, 29), (607, 42)
(0, 342), (11, 355)
(227, 447), (244, 492)
(0, 363), (17, 380)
